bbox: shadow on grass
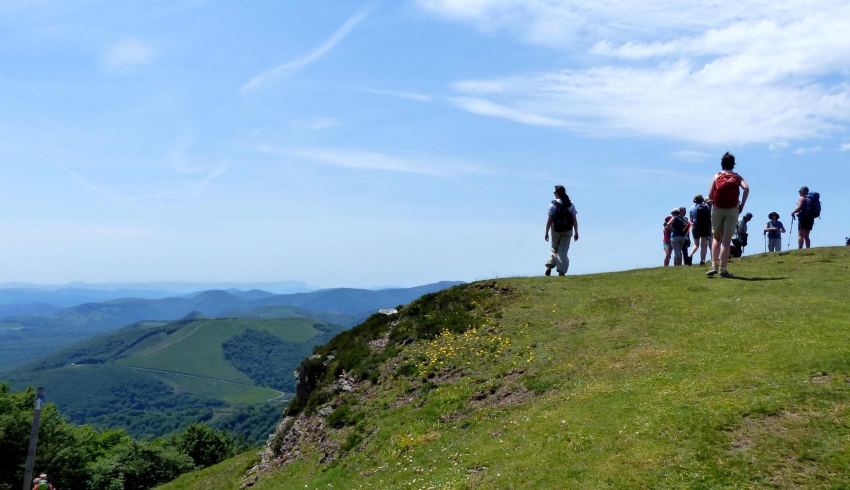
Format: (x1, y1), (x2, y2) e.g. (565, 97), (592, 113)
(728, 276), (789, 282)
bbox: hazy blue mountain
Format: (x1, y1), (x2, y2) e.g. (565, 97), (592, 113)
(0, 287), (177, 307)
(0, 302), (62, 318)
(0, 280), (313, 295)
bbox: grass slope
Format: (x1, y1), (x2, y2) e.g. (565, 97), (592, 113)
(159, 247), (850, 490)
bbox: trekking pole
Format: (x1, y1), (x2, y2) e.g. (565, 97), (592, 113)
(788, 216), (795, 249)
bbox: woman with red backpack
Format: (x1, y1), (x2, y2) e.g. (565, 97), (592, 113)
(705, 152), (749, 278)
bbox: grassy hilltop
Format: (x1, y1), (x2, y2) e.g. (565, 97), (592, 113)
(160, 248), (850, 489)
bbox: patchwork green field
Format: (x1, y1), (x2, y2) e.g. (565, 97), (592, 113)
(144, 370), (282, 405)
(117, 318), (321, 384)
(159, 247), (850, 490)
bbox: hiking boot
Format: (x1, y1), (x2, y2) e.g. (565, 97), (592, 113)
(699, 261), (706, 266)
(705, 266), (718, 277)
(720, 270), (734, 278)
(558, 271), (566, 276)
(544, 268), (551, 276)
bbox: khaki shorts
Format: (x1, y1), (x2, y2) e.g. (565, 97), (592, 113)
(711, 206), (739, 236)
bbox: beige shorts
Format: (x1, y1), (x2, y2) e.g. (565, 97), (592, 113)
(711, 206), (739, 236)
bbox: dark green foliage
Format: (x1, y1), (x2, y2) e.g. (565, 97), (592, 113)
(1, 382), (246, 490)
(340, 431), (363, 452)
(166, 423), (247, 468)
(395, 363), (417, 377)
(87, 440), (196, 490)
(222, 326), (340, 392)
(327, 405), (358, 429)
(210, 403), (286, 444)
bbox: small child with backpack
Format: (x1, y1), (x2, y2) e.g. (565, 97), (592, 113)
(764, 212), (786, 252)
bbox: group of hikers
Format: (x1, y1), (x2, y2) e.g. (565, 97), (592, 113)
(543, 152), (823, 279)
(31, 473), (55, 490)
(659, 152), (821, 277)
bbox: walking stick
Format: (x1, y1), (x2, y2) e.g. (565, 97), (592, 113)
(788, 216), (795, 249)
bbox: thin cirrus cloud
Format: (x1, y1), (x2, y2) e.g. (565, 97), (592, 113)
(256, 146), (491, 177)
(840, 143), (850, 151)
(420, 0), (850, 146)
(241, 6), (371, 92)
(364, 89), (433, 102)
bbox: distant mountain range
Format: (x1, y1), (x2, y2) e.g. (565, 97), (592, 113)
(0, 280), (314, 295)
(0, 281), (462, 371)
(6, 281), (462, 329)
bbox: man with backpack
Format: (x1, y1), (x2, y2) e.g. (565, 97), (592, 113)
(544, 185), (578, 276)
(791, 186), (819, 249)
(688, 194), (711, 265)
(706, 152), (750, 278)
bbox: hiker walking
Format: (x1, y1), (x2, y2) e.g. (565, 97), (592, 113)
(688, 194), (711, 265)
(32, 473), (55, 490)
(791, 186), (819, 249)
(544, 185), (578, 276)
(764, 212), (786, 252)
(665, 208), (688, 266)
(706, 152), (750, 278)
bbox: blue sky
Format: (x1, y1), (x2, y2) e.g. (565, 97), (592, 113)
(1, 0), (848, 288)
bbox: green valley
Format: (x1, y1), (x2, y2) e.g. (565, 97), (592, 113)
(158, 248), (850, 489)
(4, 317), (347, 441)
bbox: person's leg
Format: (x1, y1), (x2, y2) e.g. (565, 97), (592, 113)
(798, 228), (804, 249)
(671, 237), (684, 266)
(802, 229), (811, 248)
(546, 231), (562, 273)
(719, 208), (739, 272)
(689, 229), (699, 258)
(557, 234), (572, 274)
(663, 243), (671, 266)
(700, 236), (709, 264)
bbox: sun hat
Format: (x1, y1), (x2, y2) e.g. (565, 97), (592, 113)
(693, 194), (704, 203)
(671, 208), (681, 214)
(769, 212), (779, 219)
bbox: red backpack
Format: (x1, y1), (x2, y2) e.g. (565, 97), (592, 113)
(712, 171), (741, 208)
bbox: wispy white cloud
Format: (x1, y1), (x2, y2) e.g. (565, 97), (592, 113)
(769, 142), (789, 151)
(241, 6), (371, 92)
(102, 39), (153, 68)
(794, 146), (822, 155)
(450, 97), (567, 127)
(841, 143), (850, 151)
(364, 89), (433, 101)
(256, 146), (493, 177)
(421, 1), (850, 145)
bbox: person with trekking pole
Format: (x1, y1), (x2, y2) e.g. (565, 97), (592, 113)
(705, 152), (749, 278)
(791, 186), (820, 249)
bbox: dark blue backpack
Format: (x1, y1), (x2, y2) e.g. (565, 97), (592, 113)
(694, 203), (710, 226)
(802, 192), (821, 218)
(670, 216), (686, 235)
